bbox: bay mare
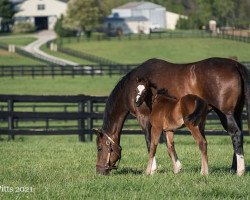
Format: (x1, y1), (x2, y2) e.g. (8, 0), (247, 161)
(95, 57), (250, 176)
(134, 78), (209, 175)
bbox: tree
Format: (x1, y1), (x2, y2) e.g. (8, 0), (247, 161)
(210, 0), (235, 27)
(64, 0), (105, 33)
(0, 0), (15, 32)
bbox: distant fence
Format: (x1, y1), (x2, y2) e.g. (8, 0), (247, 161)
(0, 94), (249, 142)
(51, 30), (250, 45)
(0, 64), (137, 78)
(1, 62), (250, 78)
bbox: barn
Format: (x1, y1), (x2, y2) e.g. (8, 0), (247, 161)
(14, 0), (67, 30)
(104, 2), (166, 35)
(104, 1), (187, 35)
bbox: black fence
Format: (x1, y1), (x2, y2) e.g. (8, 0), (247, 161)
(0, 94), (249, 142)
(51, 30), (250, 45)
(1, 62), (250, 79)
(0, 64), (137, 78)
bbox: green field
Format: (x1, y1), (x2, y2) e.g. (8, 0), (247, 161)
(0, 36), (44, 65)
(0, 135), (249, 199)
(61, 38), (250, 64)
(0, 37), (37, 47)
(1, 35), (250, 199)
(0, 49), (44, 66)
(0, 76), (121, 95)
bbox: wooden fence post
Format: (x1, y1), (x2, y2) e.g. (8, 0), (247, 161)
(86, 100), (93, 142)
(78, 102), (85, 142)
(8, 99), (15, 140)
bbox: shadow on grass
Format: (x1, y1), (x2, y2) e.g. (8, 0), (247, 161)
(115, 167), (143, 175)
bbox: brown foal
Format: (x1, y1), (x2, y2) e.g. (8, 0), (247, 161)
(135, 78), (209, 175)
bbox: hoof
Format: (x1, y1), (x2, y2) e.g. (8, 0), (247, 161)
(173, 161), (182, 174)
(200, 171), (209, 176)
(237, 170), (245, 176)
(145, 168), (157, 176)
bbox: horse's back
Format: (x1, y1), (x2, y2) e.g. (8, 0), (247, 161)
(134, 57), (243, 113)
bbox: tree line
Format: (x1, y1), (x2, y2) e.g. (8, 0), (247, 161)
(62, 0), (250, 30)
(0, 0), (249, 34)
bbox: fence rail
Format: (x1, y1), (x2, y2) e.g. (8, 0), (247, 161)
(51, 31), (250, 45)
(1, 62), (250, 78)
(0, 94), (249, 142)
(0, 64), (137, 78)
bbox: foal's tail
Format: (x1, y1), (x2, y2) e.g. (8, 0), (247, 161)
(184, 97), (208, 127)
(235, 62), (250, 135)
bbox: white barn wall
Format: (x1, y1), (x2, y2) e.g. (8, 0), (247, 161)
(166, 11), (188, 30)
(15, 0), (67, 30)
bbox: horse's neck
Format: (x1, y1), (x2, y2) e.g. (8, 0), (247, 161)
(102, 94), (129, 141)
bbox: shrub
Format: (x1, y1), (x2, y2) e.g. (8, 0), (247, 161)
(12, 22), (36, 33)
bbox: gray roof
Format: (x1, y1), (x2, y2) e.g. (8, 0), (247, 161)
(106, 15), (148, 22)
(116, 1), (164, 10)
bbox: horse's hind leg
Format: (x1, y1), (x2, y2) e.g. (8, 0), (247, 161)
(226, 114), (245, 176)
(188, 126), (208, 175)
(165, 131), (182, 174)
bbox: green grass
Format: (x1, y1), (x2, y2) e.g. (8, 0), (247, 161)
(0, 37), (37, 47)
(0, 135), (249, 199)
(0, 49), (44, 66)
(40, 45), (95, 65)
(63, 38), (250, 63)
(0, 76), (122, 96)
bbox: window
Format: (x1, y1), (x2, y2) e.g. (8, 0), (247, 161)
(37, 4), (45, 10)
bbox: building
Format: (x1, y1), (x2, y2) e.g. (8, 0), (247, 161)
(104, 2), (166, 35)
(14, 0), (67, 30)
(104, 1), (187, 35)
(166, 11), (188, 30)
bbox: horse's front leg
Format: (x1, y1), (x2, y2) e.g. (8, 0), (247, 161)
(165, 131), (182, 174)
(145, 126), (161, 175)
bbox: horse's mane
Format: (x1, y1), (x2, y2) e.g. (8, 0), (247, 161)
(102, 68), (136, 131)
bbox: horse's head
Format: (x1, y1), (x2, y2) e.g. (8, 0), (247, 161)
(94, 129), (122, 175)
(135, 77), (150, 107)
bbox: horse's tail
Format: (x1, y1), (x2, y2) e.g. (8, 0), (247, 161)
(184, 97), (208, 126)
(235, 62), (250, 135)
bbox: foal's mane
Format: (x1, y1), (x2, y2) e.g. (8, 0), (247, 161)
(156, 88), (177, 101)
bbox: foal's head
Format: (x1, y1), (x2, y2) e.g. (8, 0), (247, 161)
(135, 77), (149, 107)
(135, 77), (177, 107)
(134, 77), (157, 107)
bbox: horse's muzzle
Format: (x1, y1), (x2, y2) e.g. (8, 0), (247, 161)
(135, 99), (143, 107)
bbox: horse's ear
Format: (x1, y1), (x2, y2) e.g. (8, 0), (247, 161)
(92, 128), (103, 136)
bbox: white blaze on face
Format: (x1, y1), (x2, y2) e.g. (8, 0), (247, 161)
(136, 84), (146, 102)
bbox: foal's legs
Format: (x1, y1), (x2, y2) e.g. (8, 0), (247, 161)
(188, 126), (208, 175)
(165, 131), (182, 174)
(145, 126), (162, 175)
(137, 116), (158, 173)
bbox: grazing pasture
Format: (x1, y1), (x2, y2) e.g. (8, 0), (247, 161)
(0, 37), (37, 47)
(0, 135), (249, 199)
(61, 38), (250, 63)
(1, 34), (250, 199)
(0, 49), (43, 65)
